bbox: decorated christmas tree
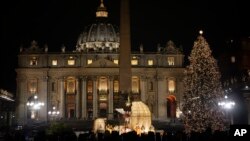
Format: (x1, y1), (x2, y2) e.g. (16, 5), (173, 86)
(182, 31), (227, 134)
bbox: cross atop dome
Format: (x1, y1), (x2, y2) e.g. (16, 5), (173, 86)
(96, 0), (108, 18)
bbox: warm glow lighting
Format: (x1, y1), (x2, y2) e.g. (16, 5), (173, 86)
(131, 59), (138, 65)
(113, 59), (119, 64)
(52, 60), (58, 66)
(167, 57), (175, 66)
(148, 60), (153, 66)
(68, 59), (75, 65)
(87, 59), (93, 64)
(132, 76), (139, 93)
(199, 30), (203, 35)
(168, 80), (175, 92)
(48, 106), (60, 117)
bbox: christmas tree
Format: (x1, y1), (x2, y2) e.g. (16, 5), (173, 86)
(182, 31), (226, 134)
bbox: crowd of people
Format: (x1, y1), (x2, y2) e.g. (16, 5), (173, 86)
(0, 126), (229, 141)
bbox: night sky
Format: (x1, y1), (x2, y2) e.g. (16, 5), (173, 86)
(0, 0), (249, 92)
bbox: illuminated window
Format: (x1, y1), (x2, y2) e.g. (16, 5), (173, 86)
(113, 59), (119, 64)
(99, 77), (108, 92)
(30, 57), (38, 66)
(87, 59), (93, 64)
(52, 60), (58, 66)
(231, 56), (235, 63)
(168, 57), (175, 66)
(168, 80), (175, 93)
(66, 78), (76, 94)
(148, 60), (153, 66)
(132, 76), (140, 93)
(68, 59), (75, 65)
(28, 79), (37, 94)
(131, 59), (138, 65)
(114, 80), (119, 93)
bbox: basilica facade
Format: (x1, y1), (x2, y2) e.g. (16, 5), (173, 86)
(15, 0), (185, 125)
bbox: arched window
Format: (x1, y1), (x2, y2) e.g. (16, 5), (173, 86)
(28, 79), (37, 94)
(132, 76), (140, 93)
(65, 77), (76, 118)
(168, 78), (176, 93)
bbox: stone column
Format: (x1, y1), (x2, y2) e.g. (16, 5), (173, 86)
(157, 75), (166, 120)
(16, 77), (27, 125)
(176, 77), (184, 111)
(76, 78), (80, 118)
(93, 77), (98, 118)
(108, 76), (114, 119)
(59, 78), (65, 118)
(38, 76), (48, 122)
(81, 77), (87, 119)
(243, 93), (250, 124)
(140, 76), (147, 102)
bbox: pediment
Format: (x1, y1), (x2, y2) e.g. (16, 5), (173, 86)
(86, 58), (118, 68)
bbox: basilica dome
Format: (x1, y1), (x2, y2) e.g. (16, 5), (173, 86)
(76, 1), (119, 52)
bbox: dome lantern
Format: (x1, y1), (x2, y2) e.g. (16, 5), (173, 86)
(96, 0), (108, 18)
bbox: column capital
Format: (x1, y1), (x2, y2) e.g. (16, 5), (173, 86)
(109, 76), (114, 81)
(16, 77), (27, 82)
(140, 75), (147, 81)
(155, 75), (164, 81)
(91, 76), (97, 81)
(80, 76), (87, 81)
(42, 76), (49, 82)
(57, 77), (65, 81)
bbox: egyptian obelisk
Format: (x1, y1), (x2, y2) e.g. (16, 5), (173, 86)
(119, 0), (132, 94)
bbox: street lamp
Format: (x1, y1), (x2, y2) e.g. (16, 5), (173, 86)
(26, 95), (44, 119)
(218, 95), (235, 124)
(48, 106), (60, 121)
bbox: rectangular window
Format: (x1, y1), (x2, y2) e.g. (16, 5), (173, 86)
(68, 59), (75, 65)
(87, 59), (93, 65)
(30, 57), (38, 66)
(113, 59), (119, 64)
(168, 57), (175, 66)
(52, 60), (58, 66)
(131, 59), (138, 65)
(148, 60), (153, 66)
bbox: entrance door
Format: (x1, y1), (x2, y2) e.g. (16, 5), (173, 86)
(167, 95), (176, 118)
(70, 109), (75, 118)
(99, 102), (107, 117)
